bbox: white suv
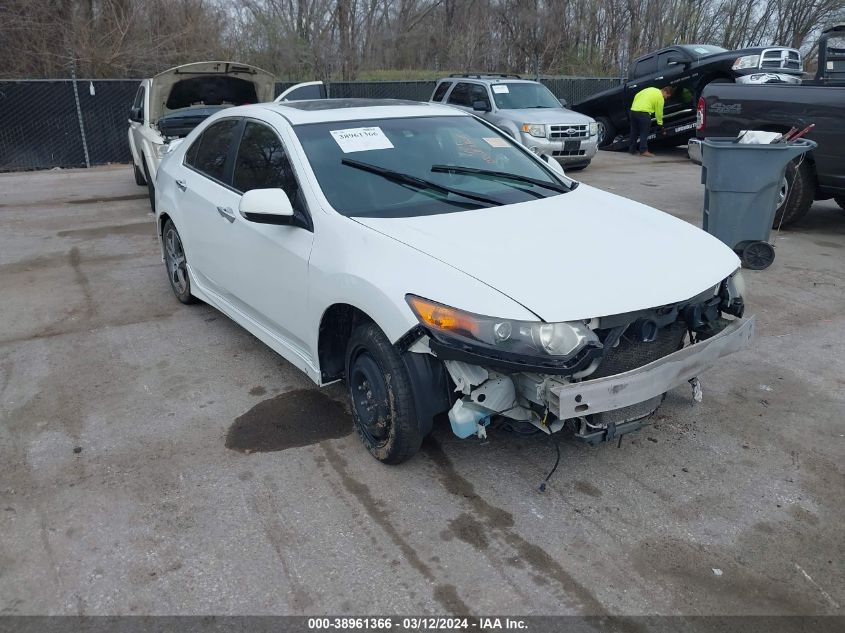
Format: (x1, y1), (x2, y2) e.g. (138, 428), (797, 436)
(128, 61), (276, 211)
(154, 98), (752, 464)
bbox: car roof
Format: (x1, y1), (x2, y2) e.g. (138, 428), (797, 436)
(438, 76), (541, 85)
(254, 99), (466, 125)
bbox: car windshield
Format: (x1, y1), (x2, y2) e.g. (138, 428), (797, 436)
(491, 83), (561, 109)
(294, 115), (570, 218)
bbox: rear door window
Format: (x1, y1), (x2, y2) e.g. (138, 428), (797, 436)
(188, 119), (239, 183)
(432, 81), (452, 102)
(632, 56), (657, 78)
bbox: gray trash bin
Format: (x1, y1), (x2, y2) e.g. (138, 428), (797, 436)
(701, 137), (816, 269)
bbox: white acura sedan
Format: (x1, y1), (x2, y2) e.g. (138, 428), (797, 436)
(155, 99), (753, 464)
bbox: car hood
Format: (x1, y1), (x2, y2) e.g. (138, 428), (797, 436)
(354, 184), (739, 322)
(496, 108), (594, 125)
(149, 61), (275, 123)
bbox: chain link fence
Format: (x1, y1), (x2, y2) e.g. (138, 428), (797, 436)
(0, 76), (619, 172)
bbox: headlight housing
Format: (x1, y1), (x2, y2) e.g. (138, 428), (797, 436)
(732, 54), (760, 70)
(406, 295), (599, 359)
(589, 122), (598, 136)
(152, 142), (168, 159)
(521, 123), (546, 138)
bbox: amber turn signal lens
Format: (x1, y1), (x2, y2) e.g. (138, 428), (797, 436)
(406, 296), (479, 336)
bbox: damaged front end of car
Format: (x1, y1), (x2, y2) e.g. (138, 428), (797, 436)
(400, 273), (753, 444)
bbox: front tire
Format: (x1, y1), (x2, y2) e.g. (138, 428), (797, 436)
(345, 322), (422, 464)
(595, 116), (616, 148)
(162, 220), (197, 304)
(773, 160), (814, 228)
(133, 161), (146, 186)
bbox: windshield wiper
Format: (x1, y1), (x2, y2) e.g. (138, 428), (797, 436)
(341, 159), (504, 207)
(430, 165), (569, 193)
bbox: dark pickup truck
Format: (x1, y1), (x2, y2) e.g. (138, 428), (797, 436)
(691, 23), (845, 226)
(573, 43), (803, 149)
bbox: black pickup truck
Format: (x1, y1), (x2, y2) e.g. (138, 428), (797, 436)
(573, 43), (803, 149)
(691, 24), (845, 226)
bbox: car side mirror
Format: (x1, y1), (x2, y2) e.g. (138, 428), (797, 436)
(129, 107), (143, 123)
(472, 100), (491, 112)
(558, 98), (569, 108)
(239, 188), (295, 225)
(667, 58), (689, 67)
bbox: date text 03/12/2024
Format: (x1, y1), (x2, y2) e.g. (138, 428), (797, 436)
(307, 617), (528, 630)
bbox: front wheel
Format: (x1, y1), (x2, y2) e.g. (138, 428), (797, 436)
(162, 220), (197, 304)
(345, 322), (422, 464)
(595, 116), (616, 149)
(133, 161), (146, 186)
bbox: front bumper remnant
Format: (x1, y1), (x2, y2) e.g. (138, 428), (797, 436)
(546, 316), (754, 419)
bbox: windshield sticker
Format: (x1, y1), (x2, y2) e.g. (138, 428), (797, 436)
(491, 84), (509, 94)
(693, 47), (710, 54)
(330, 127), (394, 153)
(483, 137), (509, 148)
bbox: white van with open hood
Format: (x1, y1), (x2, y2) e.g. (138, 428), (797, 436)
(128, 61), (276, 211)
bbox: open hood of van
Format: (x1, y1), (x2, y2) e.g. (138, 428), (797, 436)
(149, 61), (275, 123)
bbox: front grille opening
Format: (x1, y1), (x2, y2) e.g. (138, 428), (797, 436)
(587, 322), (687, 426)
(552, 149), (586, 156)
(549, 124), (589, 139)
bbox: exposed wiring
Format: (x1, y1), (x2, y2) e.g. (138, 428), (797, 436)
(538, 432), (561, 493)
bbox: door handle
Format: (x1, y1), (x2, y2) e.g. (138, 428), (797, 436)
(655, 76), (664, 80)
(175, 179), (187, 192)
(216, 206), (235, 223)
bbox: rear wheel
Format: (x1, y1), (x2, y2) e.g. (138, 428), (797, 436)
(162, 220), (196, 304)
(345, 322), (422, 464)
(142, 155), (155, 213)
(772, 160), (814, 228)
(595, 116), (616, 149)
(133, 161), (146, 186)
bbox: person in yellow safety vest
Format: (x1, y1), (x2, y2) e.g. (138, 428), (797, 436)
(629, 86), (675, 157)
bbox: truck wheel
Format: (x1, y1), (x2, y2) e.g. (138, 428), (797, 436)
(835, 195), (845, 211)
(142, 155), (156, 213)
(346, 322), (422, 464)
(595, 116), (616, 148)
(133, 162), (146, 186)
(772, 160), (814, 228)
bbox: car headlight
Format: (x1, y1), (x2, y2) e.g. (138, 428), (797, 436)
(406, 295), (599, 358)
(521, 124), (546, 138)
(732, 54), (760, 70)
(152, 143), (168, 159)
(589, 122), (598, 136)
